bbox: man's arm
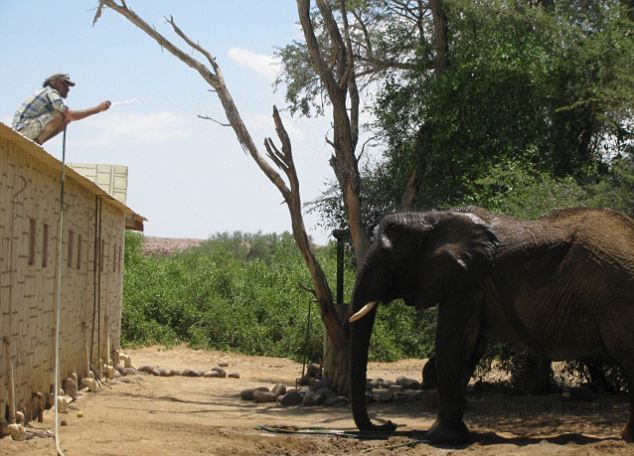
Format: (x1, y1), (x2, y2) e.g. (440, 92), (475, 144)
(65, 101), (111, 122)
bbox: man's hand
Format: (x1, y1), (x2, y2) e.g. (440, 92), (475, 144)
(99, 100), (112, 112)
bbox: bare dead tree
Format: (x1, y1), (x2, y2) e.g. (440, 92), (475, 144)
(94, 0), (350, 390)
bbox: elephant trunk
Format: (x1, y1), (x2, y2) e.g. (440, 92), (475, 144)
(349, 301), (377, 431)
(349, 253), (396, 433)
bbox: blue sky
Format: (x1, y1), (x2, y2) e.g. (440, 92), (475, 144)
(0, 1), (351, 245)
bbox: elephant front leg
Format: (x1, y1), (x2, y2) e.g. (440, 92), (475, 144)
(427, 292), (482, 445)
(622, 361), (634, 442)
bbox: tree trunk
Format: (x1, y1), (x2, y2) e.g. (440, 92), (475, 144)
(296, 0), (369, 393)
(430, 0), (449, 74)
(323, 302), (350, 392)
(401, 0), (446, 210)
(400, 122), (432, 210)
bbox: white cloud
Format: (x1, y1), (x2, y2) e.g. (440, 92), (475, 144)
(227, 48), (281, 81)
(76, 111), (190, 147)
(107, 111), (189, 142)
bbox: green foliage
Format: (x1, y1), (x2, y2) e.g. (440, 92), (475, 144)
(586, 156), (634, 216)
(375, 0), (632, 210)
(123, 232), (320, 359)
(122, 231), (430, 362)
(275, 40), (325, 117)
(306, 0), (633, 233)
(468, 152), (591, 218)
(369, 304), (436, 362)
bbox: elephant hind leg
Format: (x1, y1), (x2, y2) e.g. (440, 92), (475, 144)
(422, 356), (437, 390)
(603, 350), (633, 442)
(599, 313), (634, 442)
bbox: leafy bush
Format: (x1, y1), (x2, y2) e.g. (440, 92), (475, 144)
(122, 231), (433, 362)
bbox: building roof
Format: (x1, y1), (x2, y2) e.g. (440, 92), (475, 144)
(0, 122), (145, 231)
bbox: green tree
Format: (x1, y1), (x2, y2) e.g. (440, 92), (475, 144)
(307, 0), (633, 230)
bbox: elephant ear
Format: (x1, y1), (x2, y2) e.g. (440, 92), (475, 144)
(425, 211), (498, 291)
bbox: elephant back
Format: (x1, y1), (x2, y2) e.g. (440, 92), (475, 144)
(548, 208), (633, 271)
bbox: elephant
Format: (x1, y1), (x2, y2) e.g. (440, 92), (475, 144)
(348, 207), (634, 444)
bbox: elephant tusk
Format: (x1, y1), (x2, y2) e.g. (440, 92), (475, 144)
(349, 301), (378, 323)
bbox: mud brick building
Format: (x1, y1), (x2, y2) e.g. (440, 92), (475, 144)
(0, 123), (144, 422)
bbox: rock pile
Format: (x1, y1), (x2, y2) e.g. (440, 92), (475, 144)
(239, 363), (432, 408)
(240, 382), (349, 407)
(114, 352), (241, 380)
(364, 376), (437, 408)
(1, 412), (26, 441)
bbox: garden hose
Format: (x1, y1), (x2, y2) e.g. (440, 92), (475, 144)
(255, 425), (430, 452)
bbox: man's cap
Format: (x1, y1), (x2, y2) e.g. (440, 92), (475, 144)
(42, 73), (76, 88)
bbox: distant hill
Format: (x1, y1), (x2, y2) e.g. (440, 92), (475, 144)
(142, 236), (205, 255)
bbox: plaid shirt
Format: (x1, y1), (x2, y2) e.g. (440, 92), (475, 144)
(12, 86), (68, 131)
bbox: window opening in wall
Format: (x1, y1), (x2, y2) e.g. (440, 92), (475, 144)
(67, 230), (74, 268)
(77, 234), (82, 270)
(118, 244), (123, 273)
(42, 223), (49, 267)
(113, 244), (117, 273)
(28, 218), (36, 266)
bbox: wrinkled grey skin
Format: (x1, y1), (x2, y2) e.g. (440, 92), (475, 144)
(349, 207), (634, 444)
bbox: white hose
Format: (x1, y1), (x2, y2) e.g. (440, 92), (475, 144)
(54, 127), (68, 456)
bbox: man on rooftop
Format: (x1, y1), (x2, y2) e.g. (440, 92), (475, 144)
(12, 73), (111, 145)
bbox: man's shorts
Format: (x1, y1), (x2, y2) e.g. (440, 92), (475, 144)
(14, 112), (58, 141)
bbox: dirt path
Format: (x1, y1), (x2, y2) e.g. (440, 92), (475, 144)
(0, 346), (630, 455)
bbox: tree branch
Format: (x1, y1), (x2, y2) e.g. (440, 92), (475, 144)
(197, 115), (230, 127)
(96, 1), (221, 90)
(264, 138), (290, 177)
(166, 15), (221, 75)
(297, 0), (341, 101)
(355, 55), (419, 72)
(319, 0), (350, 88)
(351, 8), (373, 60)
(298, 282), (317, 299)
(339, 0), (359, 149)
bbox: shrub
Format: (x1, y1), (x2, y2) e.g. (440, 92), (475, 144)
(122, 231), (434, 362)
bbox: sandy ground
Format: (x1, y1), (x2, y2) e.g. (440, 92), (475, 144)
(0, 346), (631, 456)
